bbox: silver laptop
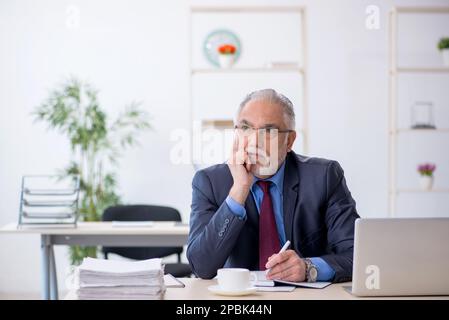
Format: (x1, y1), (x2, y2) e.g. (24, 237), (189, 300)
(351, 218), (449, 297)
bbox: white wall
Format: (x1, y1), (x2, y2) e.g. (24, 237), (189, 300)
(1, 0), (448, 295)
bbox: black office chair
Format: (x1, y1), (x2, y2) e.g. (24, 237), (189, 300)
(102, 205), (192, 278)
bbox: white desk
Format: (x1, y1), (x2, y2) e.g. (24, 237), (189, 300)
(0, 222), (189, 300)
(65, 278), (449, 300)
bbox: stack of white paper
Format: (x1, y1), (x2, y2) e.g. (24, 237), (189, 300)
(75, 257), (166, 300)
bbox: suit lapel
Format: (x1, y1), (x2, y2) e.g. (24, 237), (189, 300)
(282, 152), (300, 244)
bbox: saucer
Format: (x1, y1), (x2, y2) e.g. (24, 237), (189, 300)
(208, 285), (257, 296)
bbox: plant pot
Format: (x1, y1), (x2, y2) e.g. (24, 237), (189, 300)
(218, 54), (235, 68)
(419, 175), (434, 190)
(442, 49), (449, 67)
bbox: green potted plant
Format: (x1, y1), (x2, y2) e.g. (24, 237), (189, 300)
(33, 77), (150, 265)
(437, 37), (449, 66)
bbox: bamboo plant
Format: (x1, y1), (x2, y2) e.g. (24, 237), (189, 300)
(33, 77), (150, 265)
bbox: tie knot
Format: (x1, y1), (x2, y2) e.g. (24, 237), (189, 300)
(257, 180), (271, 193)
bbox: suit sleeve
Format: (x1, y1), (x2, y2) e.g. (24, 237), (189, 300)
(186, 170), (247, 279)
(319, 161), (360, 283)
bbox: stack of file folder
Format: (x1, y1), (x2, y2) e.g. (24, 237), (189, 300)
(75, 257), (166, 300)
(18, 175), (80, 227)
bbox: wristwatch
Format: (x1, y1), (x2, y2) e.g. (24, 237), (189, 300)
(304, 258), (318, 283)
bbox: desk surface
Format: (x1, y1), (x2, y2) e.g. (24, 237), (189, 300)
(0, 222), (189, 235)
(66, 278), (449, 300)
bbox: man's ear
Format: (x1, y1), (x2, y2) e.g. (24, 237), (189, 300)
(287, 131), (297, 152)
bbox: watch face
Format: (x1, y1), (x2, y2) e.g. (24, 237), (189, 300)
(307, 266), (318, 282)
(310, 267), (318, 281)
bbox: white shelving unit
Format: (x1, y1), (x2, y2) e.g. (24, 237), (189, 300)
(189, 6), (308, 170)
(388, 6), (449, 217)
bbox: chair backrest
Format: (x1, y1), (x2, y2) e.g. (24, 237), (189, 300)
(103, 205), (182, 222)
(102, 205), (183, 260)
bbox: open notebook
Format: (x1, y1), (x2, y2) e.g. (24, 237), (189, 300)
(251, 271), (331, 289)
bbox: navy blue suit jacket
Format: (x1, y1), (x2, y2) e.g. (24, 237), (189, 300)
(187, 152), (359, 283)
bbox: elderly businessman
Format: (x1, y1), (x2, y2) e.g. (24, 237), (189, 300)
(187, 89), (359, 283)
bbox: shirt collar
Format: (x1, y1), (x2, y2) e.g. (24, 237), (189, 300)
(251, 160), (286, 194)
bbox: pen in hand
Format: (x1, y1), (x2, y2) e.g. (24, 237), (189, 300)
(265, 240), (291, 275)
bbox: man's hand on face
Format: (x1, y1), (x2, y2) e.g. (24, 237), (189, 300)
(227, 135), (253, 205)
(265, 250), (307, 282)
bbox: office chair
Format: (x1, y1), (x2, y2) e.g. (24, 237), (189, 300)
(102, 205), (192, 278)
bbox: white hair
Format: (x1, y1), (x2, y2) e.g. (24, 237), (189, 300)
(236, 89), (296, 129)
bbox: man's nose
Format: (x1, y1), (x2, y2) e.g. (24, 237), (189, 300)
(248, 130), (268, 150)
(247, 132), (258, 148)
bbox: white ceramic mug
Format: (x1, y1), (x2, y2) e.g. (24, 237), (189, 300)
(216, 268), (256, 291)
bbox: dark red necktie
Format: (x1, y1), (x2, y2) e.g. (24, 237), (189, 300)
(258, 180), (280, 270)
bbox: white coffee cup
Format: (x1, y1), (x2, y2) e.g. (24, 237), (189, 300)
(216, 268), (256, 291)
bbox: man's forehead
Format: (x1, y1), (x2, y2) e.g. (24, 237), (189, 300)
(241, 99), (282, 111)
(240, 100), (283, 119)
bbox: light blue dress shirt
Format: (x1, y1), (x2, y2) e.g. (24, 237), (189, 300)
(225, 161), (335, 281)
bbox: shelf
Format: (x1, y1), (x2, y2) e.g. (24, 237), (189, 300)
(191, 67), (304, 74)
(202, 119), (234, 129)
(391, 67), (449, 74)
(394, 7), (449, 14)
(391, 189), (449, 194)
(391, 128), (449, 134)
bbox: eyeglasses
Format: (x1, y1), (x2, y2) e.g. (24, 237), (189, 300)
(234, 125), (294, 137)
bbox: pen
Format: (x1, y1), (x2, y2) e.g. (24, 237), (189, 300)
(266, 240), (291, 274)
